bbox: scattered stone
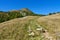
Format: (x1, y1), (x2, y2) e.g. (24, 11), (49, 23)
(28, 32), (35, 36)
(36, 27), (43, 31)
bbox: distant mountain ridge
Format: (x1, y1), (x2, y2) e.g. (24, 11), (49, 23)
(0, 8), (45, 23)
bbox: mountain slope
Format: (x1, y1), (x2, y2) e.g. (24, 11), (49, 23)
(0, 8), (44, 23)
(0, 14), (60, 40)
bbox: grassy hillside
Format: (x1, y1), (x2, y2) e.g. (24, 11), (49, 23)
(0, 13), (60, 40)
(0, 16), (40, 40)
(37, 14), (60, 40)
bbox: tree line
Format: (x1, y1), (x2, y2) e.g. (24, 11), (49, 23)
(48, 12), (60, 15)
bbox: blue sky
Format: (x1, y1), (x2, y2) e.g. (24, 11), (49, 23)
(0, 0), (60, 15)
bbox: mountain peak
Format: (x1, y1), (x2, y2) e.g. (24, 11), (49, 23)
(21, 8), (29, 10)
(21, 8), (31, 12)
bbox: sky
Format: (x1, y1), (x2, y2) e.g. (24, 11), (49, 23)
(0, 0), (60, 15)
